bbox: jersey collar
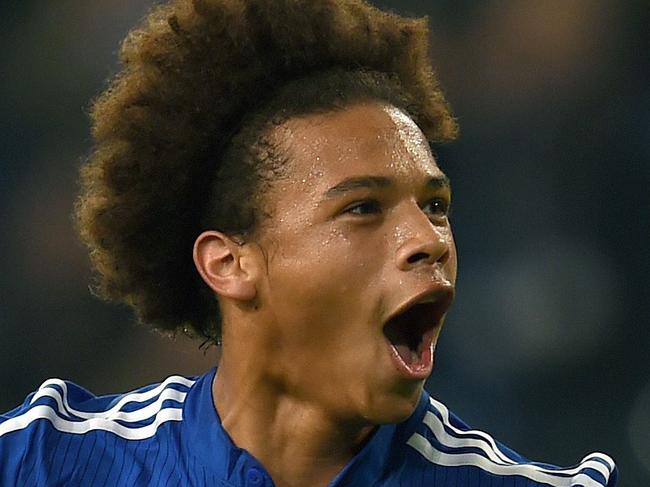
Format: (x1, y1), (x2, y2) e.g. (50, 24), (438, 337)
(182, 368), (429, 486)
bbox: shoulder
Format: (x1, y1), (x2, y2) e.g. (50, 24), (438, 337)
(0, 374), (198, 485)
(1, 374), (197, 439)
(402, 394), (618, 487)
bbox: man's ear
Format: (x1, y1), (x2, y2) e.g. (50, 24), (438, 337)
(193, 231), (258, 301)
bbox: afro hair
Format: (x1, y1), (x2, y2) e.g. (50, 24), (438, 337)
(75, 0), (458, 343)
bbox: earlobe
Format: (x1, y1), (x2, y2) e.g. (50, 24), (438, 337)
(193, 231), (257, 301)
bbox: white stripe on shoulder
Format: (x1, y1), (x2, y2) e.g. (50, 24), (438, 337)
(29, 375), (195, 421)
(428, 397), (516, 464)
(0, 375), (197, 440)
(428, 397), (615, 476)
(0, 404), (183, 440)
(31, 385), (187, 423)
(408, 433), (609, 487)
(420, 409), (612, 480)
(405, 397), (614, 486)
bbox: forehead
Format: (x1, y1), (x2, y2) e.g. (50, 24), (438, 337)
(275, 101), (443, 183)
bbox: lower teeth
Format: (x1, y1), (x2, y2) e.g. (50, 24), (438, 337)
(394, 344), (420, 365)
(410, 350), (419, 363)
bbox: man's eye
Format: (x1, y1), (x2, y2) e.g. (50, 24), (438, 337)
(423, 199), (451, 218)
(344, 200), (381, 215)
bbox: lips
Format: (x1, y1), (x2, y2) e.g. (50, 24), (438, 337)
(383, 287), (454, 379)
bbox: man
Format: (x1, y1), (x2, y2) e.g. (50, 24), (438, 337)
(0, 0), (617, 486)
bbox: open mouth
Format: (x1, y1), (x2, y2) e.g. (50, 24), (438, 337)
(382, 291), (453, 378)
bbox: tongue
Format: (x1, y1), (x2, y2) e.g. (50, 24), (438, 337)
(394, 343), (420, 365)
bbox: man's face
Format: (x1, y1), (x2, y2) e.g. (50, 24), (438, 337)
(253, 101), (457, 424)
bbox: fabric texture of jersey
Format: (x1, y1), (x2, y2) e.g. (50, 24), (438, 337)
(0, 369), (618, 486)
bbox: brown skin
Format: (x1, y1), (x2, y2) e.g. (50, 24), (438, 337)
(193, 101), (457, 487)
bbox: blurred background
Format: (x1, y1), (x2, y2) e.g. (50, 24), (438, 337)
(1, 0), (647, 484)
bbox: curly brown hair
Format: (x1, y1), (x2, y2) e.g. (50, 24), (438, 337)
(75, 0), (458, 344)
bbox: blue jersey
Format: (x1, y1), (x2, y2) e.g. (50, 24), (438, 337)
(0, 368), (617, 486)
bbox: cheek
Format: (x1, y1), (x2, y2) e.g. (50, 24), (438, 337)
(264, 227), (385, 321)
(269, 223), (382, 276)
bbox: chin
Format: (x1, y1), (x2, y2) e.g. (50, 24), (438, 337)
(362, 382), (424, 424)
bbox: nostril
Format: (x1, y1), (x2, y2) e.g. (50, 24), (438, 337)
(407, 252), (430, 264)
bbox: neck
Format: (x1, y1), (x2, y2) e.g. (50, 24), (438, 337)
(212, 344), (376, 487)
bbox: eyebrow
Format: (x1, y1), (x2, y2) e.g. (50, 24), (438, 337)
(323, 174), (450, 199)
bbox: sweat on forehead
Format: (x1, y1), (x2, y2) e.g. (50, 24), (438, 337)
(274, 102), (436, 173)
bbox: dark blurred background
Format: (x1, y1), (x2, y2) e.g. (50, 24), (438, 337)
(1, 0), (648, 484)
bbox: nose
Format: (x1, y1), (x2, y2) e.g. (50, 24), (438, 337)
(395, 211), (452, 271)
